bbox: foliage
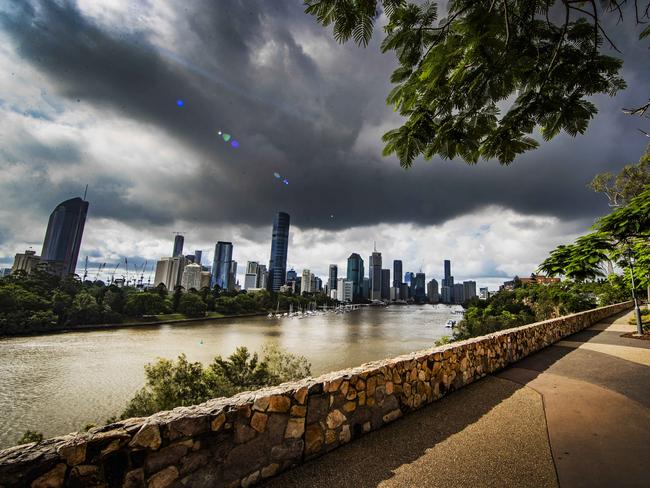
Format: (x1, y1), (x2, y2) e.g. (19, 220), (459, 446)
(590, 145), (650, 207)
(304, 0), (643, 166)
(121, 346), (312, 418)
(124, 292), (166, 317)
(17, 430), (43, 445)
(177, 293), (207, 318)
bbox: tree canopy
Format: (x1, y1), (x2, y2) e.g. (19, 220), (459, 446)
(305, 0), (648, 166)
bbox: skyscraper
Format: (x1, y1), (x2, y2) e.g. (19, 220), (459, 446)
(381, 269), (390, 300)
(328, 265), (338, 292)
(181, 263), (202, 291)
(427, 279), (439, 303)
(369, 251), (382, 300)
(286, 268), (297, 283)
(346, 253), (364, 300)
(441, 259), (454, 303)
(172, 234), (184, 257)
(453, 283), (465, 304)
(40, 197), (89, 277)
(267, 212), (290, 292)
(413, 272), (426, 302)
(229, 261), (238, 290)
(257, 264), (268, 289)
(463, 280), (477, 301)
(301, 269), (313, 293)
(393, 260), (402, 288)
(211, 241), (233, 289)
(194, 250), (203, 265)
(154, 256), (187, 291)
(444, 259), (451, 281)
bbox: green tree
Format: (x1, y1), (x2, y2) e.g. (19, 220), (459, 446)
(305, 0), (645, 166)
(177, 293), (207, 318)
(67, 291), (102, 325)
(590, 145), (650, 207)
(172, 286), (183, 312)
(124, 292), (166, 317)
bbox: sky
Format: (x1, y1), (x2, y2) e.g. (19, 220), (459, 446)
(0, 0), (648, 290)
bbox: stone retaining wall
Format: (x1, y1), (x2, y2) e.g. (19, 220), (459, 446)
(0, 302), (631, 488)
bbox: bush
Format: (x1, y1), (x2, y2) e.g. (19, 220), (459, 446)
(17, 430), (43, 445)
(124, 293), (166, 317)
(178, 293), (207, 318)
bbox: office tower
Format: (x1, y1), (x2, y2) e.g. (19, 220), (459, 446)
(301, 269), (313, 293)
(442, 259), (454, 288)
(244, 273), (258, 290)
(181, 263), (202, 291)
(154, 256), (187, 291)
(427, 279), (439, 303)
(369, 251), (382, 300)
(246, 261), (259, 275)
(362, 277), (370, 299)
(413, 272), (426, 302)
(453, 283), (465, 304)
(381, 269), (390, 300)
(441, 286), (452, 303)
(229, 261), (237, 290)
(463, 281), (477, 301)
(184, 254), (195, 263)
(390, 287), (399, 301)
(346, 253), (365, 300)
(172, 234), (184, 257)
(40, 197), (89, 277)
(257, 264), (268, 288)
(337, 278), (354, 303)
(12, 250), (41, 274)
(479, 287), (489, 300)
(286, 268), (297, 283)
(194, 250), (203, 265)
(328, 265), (338, 292)
(211, 241), (233, 289)
(314, 276), (322, 291)
(267, 212), (290, 292)
(404, 272), (415, 285)
(393, 260), (403, 288)
(400, 283), (410, 301)
(200, 271), (211, 289)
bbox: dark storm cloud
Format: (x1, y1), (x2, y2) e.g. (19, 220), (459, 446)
(1, 0), (649, 233)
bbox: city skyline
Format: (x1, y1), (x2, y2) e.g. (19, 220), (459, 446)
(1, 1), (647, 292)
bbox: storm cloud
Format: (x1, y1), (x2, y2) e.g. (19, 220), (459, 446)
(0, 0), (648, 282)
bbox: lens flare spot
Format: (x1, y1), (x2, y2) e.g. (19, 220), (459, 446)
(176, 99), (184, 107)
(283, 179), (289, 185)
(273, 172), (281, 179)
(231, 140), (239, 148)
(218, 131), (222, 135)
(222, 134), (231, 142)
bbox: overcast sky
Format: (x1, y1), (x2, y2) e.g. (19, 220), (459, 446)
(0, 0), (648, 289)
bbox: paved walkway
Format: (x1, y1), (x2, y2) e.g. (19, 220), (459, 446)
(263, 310), (650, 487)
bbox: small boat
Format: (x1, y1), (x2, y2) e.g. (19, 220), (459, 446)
(445, 319), (456, 328)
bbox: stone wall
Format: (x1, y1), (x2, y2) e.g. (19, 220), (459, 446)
(0, 301), (631, 488)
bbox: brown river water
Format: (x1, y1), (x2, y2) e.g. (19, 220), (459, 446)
(0, 304), (462, 448)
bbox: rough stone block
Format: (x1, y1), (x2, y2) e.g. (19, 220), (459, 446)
(304, 424), (323, 455)
(284, 418), (305, 439)
(129, 423), (161, 451)
(250, 412), (268, 433)
(147, 466), (179, 488)
(267, 396), (291, 413)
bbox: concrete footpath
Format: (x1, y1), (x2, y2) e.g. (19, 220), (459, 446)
(263, 310), (650, 488)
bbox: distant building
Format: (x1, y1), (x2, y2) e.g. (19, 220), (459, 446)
(229, 261), (238, 291)
(40, 197), (88, 277)
(244, 273), (258, 290)
(404, 272), (414, 286)
(390, 287), (399, 301)
(154, 256), (187, 291)
(427, 279), (439, 303)
(257, 265), (268, 289)
(399, 283), (410, 301)
(369, 251), (382, 300)
(453, 283), (465, 304)
(194, 250), (202, 265)
(393, 260), (403, 288)
(328, 265), (338, 293)
(211, 241), (233, 290)
(346, 253), (365, 300)
(181, 263), (202, 291)
(337, 278), (354, 303)
(441, 259), (454, 302)
(184, 255), (195, 263)
(267, 212), (290, 292)
(362, 277), (370, 299)
(301, 269), (313, 293)
(463, 280), (477, 301)
(12, 250), (41, 274)
(286, 268), (297, 283)
(413, 272), (426, 302)
(314, 276), (322, 292)
(381, 269), (390, 300)
(200, 271), (211, 289)
(246, 261), (259, 275)
(441, 285), (452, 304)
(1, 268), (12, 278)
(172, 234), (184, 257)
(479, 287), (489, 300)
(519, 274), (561, 285)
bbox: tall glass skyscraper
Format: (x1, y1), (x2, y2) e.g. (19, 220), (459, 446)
(369, 251), (382, 300)
(346, 253), (364, 300)
(393, 260), (402, 288)
(211, 241), (233, 289)
(40, 197), (89, 277)
(328, 264), (338, 292)
(172, 235), (184, 257)
(267, 212), (290, 292)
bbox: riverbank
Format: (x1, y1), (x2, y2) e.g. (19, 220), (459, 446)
(0, 311), (269, 338)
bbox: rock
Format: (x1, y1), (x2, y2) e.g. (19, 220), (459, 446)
(266, 414), (290, 444)
(339, 381), (349, 396)
(385, 381), (394, 395)
(363, 421), (371, 433)
(261, 463), (280, 478)
(31, 463), (66, 488)
(253, 396), (270, 412)
(358, 391), (366, 406)
(180, 450), (211, 477)
(284, 418), (305, 439)
(325, 429), (337, 444)
(250, 412), (268, 433)
(211, 413), (226, 432)
(234, 423), (256, 444)
(306, 395), (328, 424)
(241, 470), (260, 487)
(304, 424), (323, 455)
(294, 387), (308, 405)
(356, 378), (366, 390)
(147, 466), (179, 488)
(325, 410), (346, 430)
(123, 468), (145, 488)
(145, 442), (190, 474)
(346, 388), (357, 401)
(270, 440), (303, 461)
(237, 405), (252, 419)
(343, 402), (356, 413)
(167, 416), (209, 439)
(267, 395), (291, 413)
(290, 405), (306, 417)
(326, 378), (343, 393)
(367, 377), (377, 396)
(100, 438), (125, 457)
(382, 409), (402, 423)
(57, 439), (86, 466)
(130, 424), (162, 451)
(339, 425), (351, 444)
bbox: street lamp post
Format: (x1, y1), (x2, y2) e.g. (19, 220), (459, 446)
(627, 249), (644, 336)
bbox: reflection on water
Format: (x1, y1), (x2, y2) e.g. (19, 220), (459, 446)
(0, 304), (461, 448)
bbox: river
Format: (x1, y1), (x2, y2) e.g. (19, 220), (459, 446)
(0, 304), (463, 448)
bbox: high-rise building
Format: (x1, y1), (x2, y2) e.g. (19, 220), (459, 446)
(362, 277), (370, 299)
(393, 260), (403, 288)
(40, 197), (89, 277)
(172, 234), (184, 257)
(328, 265), (338, 292)
(244, 273), (258, 290)
(211, 241), (233, 289)
(229, 261), (238, 291)
(181, 263), (202, 291)
(479, 287), (489, 300)
(286, 268), (297, 283)
(441, 285), (452, 303)
(463, 280), (477, 301)
(257, 265), (268, 289)
(194, 250), (203, 265)
(301, 269), (313, 293)
(267, 212), (290, 292)
(427, 279), (439, 303)
(12, 250), (42, 274)
(246, 261), (259, 275)
(381, 269), (390, 300)
(399, 283), (410, 301)
(404, 272), (415, 285)
(184, 255), (195, 263)
(453, 283), (465, 304)
(346, 253), (364, 300)
(200, 271), (211, 289)
(314, 276), (322, 291)
(369, 251), (382, 300)
(336, 278), (354, 303)
(413, 272), (426, 302)
(154, 256), (187, 291)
